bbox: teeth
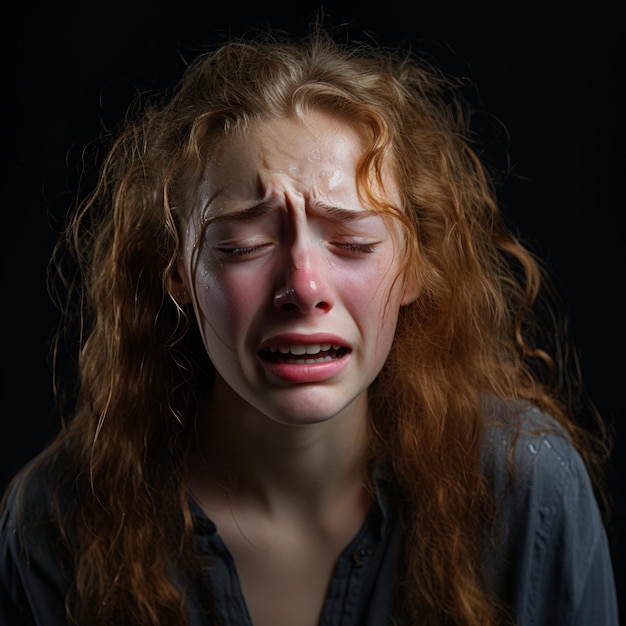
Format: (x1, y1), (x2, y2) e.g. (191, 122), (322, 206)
(271, 342), (336, 356)
(263, 342), (345, 364)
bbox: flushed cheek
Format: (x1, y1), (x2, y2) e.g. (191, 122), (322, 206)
(337, 255), (400, 308)
(190, 258), (265, 347)
(340, 273), (400, 341)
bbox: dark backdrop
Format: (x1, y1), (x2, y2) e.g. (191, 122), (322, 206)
(3, 0), (622, 610)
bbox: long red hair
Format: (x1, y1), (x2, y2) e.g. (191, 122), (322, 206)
(3, 23), (611, 625)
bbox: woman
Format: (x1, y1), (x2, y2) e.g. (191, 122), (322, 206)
(0, 24), (619, 625)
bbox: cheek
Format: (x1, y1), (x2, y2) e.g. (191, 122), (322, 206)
(190, 255), (266, 335)
(341, 257), (404, 344)
(338, 255), (401, 311)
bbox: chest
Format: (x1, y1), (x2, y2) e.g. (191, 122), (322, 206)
(229, 536), (343, 626)
(205, 502), (371, 626)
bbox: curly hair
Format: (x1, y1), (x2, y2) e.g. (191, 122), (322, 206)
(13, 22), (610, 626)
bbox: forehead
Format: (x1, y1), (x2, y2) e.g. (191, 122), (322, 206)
(211, 112), (365, 183)
(181, 110), (402, 225)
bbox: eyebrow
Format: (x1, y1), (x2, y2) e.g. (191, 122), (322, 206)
(206, 201), (377, 225)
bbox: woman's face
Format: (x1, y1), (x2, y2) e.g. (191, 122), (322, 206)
(175, 111), (417, 426)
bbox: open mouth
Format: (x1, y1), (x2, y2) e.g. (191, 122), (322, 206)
(260, 343), (349, 364)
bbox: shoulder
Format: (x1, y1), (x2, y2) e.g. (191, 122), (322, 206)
(480, 400), (619, 625)
(481, 401), (590, 501)
(0, 447), (76, 626)
(1, 446), (69, 534)
(480, 399), (601, 544)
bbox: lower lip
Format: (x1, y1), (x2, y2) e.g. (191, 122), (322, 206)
(258, 352), (350, 383)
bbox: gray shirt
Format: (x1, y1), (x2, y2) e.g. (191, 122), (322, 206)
(0, 407), (620, 625)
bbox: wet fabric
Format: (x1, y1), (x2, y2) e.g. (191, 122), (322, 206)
(1, 407), (620, 625)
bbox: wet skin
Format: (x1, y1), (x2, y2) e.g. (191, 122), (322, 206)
(174, 110), (417, 430)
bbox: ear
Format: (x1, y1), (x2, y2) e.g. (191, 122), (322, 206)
(168, 259), (192, 304)
(400, 273), (420, 306)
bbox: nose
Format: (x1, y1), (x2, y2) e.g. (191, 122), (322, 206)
(273, 242), (333, 314)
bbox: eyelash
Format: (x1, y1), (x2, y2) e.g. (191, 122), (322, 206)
(218, 242), (377, 257)
(333, 242), (377, 254)
(218, 245), (267, 257)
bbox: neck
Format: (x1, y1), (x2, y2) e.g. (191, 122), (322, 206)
(188, 377), (371, 517)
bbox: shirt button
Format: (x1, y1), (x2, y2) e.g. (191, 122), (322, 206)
(351, 546), (369, 567)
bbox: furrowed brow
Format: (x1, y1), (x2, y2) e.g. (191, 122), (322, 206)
(204, 201), (377, 226)
(314, 203), (378, 223)
(205, 201), (276, 225)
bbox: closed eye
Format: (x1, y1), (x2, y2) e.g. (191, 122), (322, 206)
(331, 242), (377, 254)
(216, 244), (271, 257)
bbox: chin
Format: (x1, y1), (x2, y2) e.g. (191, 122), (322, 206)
(256, 390), (366, 428)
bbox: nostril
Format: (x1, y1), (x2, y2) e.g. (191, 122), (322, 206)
(274, 287), (296, 308)
(273, 273), (333, 313)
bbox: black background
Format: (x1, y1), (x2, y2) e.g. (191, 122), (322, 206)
(3, 0), (623, 612)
